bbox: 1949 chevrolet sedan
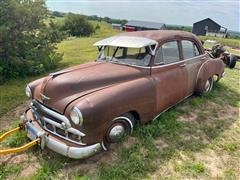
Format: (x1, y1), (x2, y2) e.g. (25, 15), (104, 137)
(21, 30), (225, 159)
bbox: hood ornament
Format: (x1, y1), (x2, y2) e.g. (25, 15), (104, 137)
(40, 93), (51, 101)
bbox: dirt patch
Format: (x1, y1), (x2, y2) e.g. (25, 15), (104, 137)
(58, 137), (138, 178)
(1, 153), (41, 179)
(0, 154), (27, 166)
(155, 138), (169, 150)
(0, 101), (29, 131)
(19, 156), (40, 178)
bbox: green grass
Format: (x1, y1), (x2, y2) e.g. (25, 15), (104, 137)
(0, 29), (239, 179)
(0, 164), (23, 180)
(200, 36), (240, 48)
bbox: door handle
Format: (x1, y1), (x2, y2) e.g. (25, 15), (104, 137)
(180, 64), (186, 67)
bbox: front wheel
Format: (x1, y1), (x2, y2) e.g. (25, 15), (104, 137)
(101, 113), (136, 150)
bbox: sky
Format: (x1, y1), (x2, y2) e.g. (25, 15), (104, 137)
(46, 0), (240, 31)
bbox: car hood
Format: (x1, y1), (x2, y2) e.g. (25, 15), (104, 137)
(32, 61), (148, 113)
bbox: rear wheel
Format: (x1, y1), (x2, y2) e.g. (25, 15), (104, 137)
(203, 77), (213, 94)
(101, 113), (136, 150)
(228, 55), (237, 69)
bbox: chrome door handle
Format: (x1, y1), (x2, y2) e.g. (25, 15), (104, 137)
(180, 64), (186, 67)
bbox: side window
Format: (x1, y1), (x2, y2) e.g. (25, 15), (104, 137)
(193, 44), (200, 56)
(154, 47), (164, 64)
(154, 41), (180, 65)
(182, 40), (200, 59)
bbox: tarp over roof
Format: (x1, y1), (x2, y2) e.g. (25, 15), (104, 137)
(93, 36), (158, 48)
(125, 20), (165, 29)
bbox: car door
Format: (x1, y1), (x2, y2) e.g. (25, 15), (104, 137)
(181, 39), (205, 95)
(151, 40), (188, 113)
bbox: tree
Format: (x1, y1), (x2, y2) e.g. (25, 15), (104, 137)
(0, 0), (63, 83)
(52, 11), (65, 17)
(62, 13), (95, 37)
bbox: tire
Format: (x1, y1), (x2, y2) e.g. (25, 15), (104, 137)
(228, 55), (237, 69)
(203, 77), (213, 94)
(101, 113), (136, 150)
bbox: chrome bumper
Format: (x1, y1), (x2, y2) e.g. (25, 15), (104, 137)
(21, 110), (102, 159)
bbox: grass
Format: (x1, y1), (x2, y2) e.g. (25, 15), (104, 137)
(0, 27), (239, 179)
(0, 164), (23, 180)
(199, 36), (240, 48)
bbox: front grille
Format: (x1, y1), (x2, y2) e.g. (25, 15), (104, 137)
(31, 100), (86, 145)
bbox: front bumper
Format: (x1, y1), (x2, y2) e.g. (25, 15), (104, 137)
(22, 109), (102, 159)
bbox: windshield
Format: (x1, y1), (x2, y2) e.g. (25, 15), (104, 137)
(97, 46), (152, 67)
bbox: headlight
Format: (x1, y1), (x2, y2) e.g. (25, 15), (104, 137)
(70, 107), (83, 125)
(25, 85), (32, 98)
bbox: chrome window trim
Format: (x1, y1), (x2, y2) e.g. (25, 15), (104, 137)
(109, 53), (207, 70)
(125, 64), (151, 69)
(152, 53), (207, 69)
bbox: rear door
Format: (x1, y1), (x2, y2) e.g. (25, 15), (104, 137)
(181, 40), (205, 95)
(151, 40), (188, 113)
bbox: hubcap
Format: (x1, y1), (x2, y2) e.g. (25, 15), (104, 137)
(108, 124), (125, 143)
(204, 79), (211, 92)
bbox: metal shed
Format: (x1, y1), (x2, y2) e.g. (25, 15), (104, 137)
(124, 20), (166, 32)
(192, 18), (227, 37)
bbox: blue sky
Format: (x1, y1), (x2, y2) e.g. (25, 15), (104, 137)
(46, 0), (239, 31)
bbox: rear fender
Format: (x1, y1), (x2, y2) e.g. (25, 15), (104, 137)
(195, 58), (224, 93)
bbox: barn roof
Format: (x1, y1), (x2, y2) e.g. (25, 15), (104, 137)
(125, 20), (165, 29)
(193, 18), (221, 27)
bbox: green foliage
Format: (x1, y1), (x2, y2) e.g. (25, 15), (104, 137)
(190, 163), (205, 173)
(166, 25), (192, 32)
(87, 15), (127, 25)
(95, 24), (101, 31)
(223, 143), (238, 152)
(62, 13), (95, 37)
(0, 0), (63, 83)
(52, 11), (65, 17)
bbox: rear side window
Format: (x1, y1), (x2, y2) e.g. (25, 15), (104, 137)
(154, 41), (180, 65)
(182, 40), (200, 59)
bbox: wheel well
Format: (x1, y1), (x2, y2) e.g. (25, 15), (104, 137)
(129, 111), (140, 123)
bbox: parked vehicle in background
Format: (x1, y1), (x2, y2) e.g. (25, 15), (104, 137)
(21, 30), (225, 159)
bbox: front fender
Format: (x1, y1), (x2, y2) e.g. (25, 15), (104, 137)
(65, 77), (156, 144)
(196, 58), (225, 93)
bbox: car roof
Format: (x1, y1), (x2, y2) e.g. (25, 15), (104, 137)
(117, 30), (199, 43)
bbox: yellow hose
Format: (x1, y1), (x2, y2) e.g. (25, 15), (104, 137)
(0, 125), (40, 155)
(0, 138), (40, 155)
(0, 127), (21, 142)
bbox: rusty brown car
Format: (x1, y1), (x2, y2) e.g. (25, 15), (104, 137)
(21, 30), (225, 159)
